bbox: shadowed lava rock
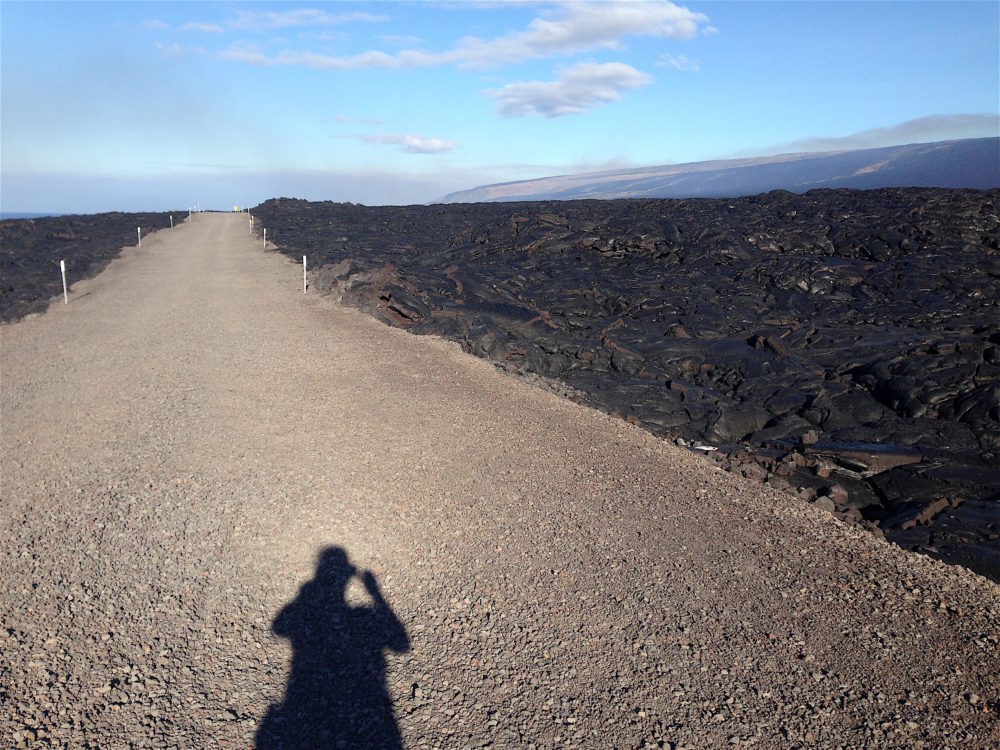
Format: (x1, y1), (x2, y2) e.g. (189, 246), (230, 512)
(1, 211), (178, 322)
(261, 190), (996, 580)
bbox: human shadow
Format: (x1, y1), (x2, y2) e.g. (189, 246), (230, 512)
(256, 546), (410, 749)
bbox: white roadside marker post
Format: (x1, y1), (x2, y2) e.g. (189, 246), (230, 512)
(137, 227), (141, 247)
(170, 215), (174, 229)
(303, 256), (307, 293)
(263, 227), (266, 248)
(60, 260), (68, 304)
(250, 214), (253, 237)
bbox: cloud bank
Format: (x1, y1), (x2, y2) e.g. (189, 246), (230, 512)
(1, 168), (481, 212)
(219, 1), (708, 70)
(780, 114), (1000, 153)
(448, 0), (708, 70)
(164, 2), (712, 118)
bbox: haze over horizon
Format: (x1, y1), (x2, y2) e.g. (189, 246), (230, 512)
(2, 1), (998, 213)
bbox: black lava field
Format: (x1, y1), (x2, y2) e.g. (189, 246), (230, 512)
(1, 211), (178, 322)
(252, 189), (1000, 581)
(2, 191), (997, 581)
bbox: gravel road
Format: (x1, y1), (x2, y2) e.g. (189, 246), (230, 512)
(2, 213), (998, 749)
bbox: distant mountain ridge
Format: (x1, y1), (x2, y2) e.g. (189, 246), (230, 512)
(439, 137), (999, 203)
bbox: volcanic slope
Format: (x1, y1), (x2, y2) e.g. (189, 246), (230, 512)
(2, 212), (998, 749)
(440, 137), (1000, 202)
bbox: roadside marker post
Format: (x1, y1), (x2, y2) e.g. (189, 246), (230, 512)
(303, 256), (307, 293)
(170, 215), (174, 229)
(60, 260), (68, 304)
(263, 227), (266, 247)
(137, 227), (141, 247)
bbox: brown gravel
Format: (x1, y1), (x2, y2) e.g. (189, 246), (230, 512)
(2, 212), (998, 749)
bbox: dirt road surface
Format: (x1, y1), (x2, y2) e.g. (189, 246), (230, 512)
(2, 213), (998, 749)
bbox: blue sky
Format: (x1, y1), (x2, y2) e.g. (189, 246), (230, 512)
(2, 1), (998, 212)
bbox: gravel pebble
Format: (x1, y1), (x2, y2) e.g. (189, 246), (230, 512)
(2, 214), (998, 749)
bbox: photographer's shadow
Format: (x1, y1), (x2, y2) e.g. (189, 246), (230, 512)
(257, 546), (410, 749)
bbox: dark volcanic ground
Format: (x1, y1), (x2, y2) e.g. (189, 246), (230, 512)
(0, 211), (178, 322)
(252, 189), (1000, 582)
(2, 196), (996, 581)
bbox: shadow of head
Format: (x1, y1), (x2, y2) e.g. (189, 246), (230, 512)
(256, 546), (410, 749)
(315, 545), (355, 589)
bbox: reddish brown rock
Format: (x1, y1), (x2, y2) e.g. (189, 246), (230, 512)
(825, 484), (850, 507)
(901, 497), (953, 529)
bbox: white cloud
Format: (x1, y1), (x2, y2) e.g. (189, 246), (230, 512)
(156, 42), (184, 59)
(220, 42), (433, 70)
(381, 34), (425, 47)
(230, 9), (387, 31)
(219, 43), (271, 66)
(219, 1), (709, 70)
(487, 62), (652, 118)
(183, 22), (225, 33)
(179, 8), (386, 35)
(452, 0), (709, 70)
(358, 133), (457, 154)
(658, 52), (699, 71)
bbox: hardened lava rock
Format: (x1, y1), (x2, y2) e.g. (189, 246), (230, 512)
(253, 188), (1000, 580)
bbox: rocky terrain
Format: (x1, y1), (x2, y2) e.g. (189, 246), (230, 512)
(3, 213), (998, 749)
(0, 211), (178, 322)
(252, 188), (1000, 581)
